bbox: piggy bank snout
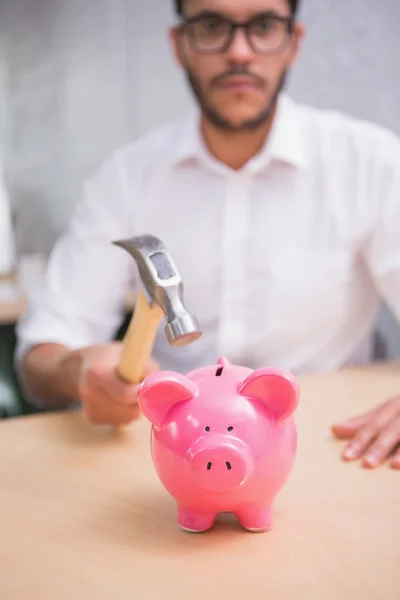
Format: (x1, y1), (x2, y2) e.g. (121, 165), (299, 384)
(189, 437), (250, 493)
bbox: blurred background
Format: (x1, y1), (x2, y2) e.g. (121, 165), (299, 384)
(0, 0), (399, 414)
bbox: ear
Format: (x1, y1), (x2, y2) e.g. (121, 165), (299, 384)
(138, 371), (198, 428)
(238, 368), (300, 423)
(289, 22), (306, 67)
(168, 26), (185, 69)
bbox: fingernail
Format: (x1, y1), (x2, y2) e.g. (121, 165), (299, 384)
(343, 444), (361, 460)
(332, 425), (343, 433)
(363, 455), (378, 468)
(343, 447), (356, 459)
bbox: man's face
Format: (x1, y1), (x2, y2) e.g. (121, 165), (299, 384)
(170, 0), (304, 131)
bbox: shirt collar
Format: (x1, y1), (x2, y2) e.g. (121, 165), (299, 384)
(250, 93), (308, 172)
(169, 92), (307, 173)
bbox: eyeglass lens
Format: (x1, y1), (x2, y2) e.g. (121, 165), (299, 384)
(187, 15), (291, 53)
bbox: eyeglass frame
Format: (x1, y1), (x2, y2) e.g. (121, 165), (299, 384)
(178, 12), (295, 55)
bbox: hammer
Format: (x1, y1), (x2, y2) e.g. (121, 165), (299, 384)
(113, 234), (202, 385)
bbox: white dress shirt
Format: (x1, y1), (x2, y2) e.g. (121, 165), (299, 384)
(15, 93), (400, 384)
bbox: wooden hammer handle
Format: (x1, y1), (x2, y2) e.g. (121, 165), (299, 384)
(117, 290), (163, 385)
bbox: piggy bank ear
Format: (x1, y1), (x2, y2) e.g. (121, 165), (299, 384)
(238, 368), (299, 423)
(138, 372), (198, 428)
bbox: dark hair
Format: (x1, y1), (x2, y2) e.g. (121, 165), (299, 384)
(174, 0), (300, 17)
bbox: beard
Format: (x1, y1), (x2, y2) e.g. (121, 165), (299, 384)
(185, 65), (288, 132)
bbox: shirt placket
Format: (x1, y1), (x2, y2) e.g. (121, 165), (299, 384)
(217, 173), (250, 364)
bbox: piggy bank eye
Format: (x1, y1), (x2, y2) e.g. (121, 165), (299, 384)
(227, 426), (234, 432)
(205, 426), (210, 432)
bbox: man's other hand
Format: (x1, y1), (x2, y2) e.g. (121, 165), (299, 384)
(332, 397), (400, 469)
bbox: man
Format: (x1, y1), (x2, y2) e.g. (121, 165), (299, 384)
(16, 0), (400, 469)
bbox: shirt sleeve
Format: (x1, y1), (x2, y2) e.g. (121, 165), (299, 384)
(362, 132), (400, 323)
(15, 151), (138, 364)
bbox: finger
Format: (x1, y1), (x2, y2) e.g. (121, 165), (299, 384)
(91, 401), (141, 426)
(332, 411), (375, 439)
(82, 384), (141, 426)
(99, 359), (160, 407)
(343, 401), (399, 461)
(391, 447), (400, 470)
(86, 403), (141, 426)
(102, 373), (140, 407)
(342, 426), (377, 461)
(84, 364), (139, 407)
(362, 417), (400, 468)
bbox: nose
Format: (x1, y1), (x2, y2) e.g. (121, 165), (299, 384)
(226, 27), (254, 61)
(190, 439), (250, 493)
(206, 460), (232, 471)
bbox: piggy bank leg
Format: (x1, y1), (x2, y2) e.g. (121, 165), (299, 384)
(178, 507), (216, 533)
(235, 506), (274, 533)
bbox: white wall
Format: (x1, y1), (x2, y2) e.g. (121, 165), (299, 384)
(291, 0), (399, 134)
(0, 0), (399, 353)
(0, 0), (142, 252)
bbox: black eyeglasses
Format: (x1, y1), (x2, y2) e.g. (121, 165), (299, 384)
(180, 12), (294, 55)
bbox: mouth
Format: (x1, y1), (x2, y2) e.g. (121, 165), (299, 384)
(217, 77), (263, 91)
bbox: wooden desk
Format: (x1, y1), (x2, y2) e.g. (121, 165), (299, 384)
(0, 364), (399, 599)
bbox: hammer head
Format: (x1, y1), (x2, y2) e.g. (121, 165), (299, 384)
(113, 234), (202, 348)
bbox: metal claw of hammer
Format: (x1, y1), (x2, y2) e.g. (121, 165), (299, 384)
(113, 234), (202, 385)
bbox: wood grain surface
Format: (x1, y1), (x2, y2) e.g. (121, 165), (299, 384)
(0, 362), (399, 599)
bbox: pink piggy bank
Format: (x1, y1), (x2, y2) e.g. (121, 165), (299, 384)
(137, 357), (300, 533)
